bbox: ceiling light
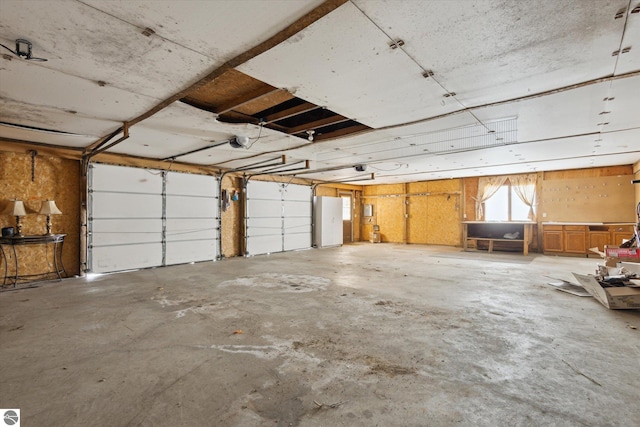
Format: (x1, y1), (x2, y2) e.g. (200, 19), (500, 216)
(229, 135), (250, 148)
(306, 130), (315, 142)
(0, 39), (47, 61)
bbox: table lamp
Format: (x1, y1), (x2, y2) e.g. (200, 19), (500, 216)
(39, 200), (62, 235)
(2, 200), (28, 236)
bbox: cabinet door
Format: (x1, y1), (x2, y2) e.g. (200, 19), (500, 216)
(564, 229), (587, 254)
(589, 231), (610, 252)
(543, 228), (564, 252)
(611, 226), (634, 247)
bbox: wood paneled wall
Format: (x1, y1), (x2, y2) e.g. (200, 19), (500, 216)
(362, 180), (462, 245)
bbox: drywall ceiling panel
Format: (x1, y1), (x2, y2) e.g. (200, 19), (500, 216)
(82, 0), (326, 64)
(238, 2), (457, 129)
(0, 58), (158, 124)
(0, 100), (120, 139)
(0, 0), (215, 100)
(473, 82), (611, 143)
(616, 11), (640, 74)
(0, 123), (96, 148)
(354, 0), (625, 108)
(606, 75), (640, 131)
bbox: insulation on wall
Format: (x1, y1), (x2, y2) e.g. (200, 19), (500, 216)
(0, 151), (81, 279)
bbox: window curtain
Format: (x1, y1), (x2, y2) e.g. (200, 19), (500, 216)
(511, 173), (537, 221)
(475, 176), (507, 220)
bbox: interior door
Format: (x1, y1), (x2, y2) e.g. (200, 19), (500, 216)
(340, 192), (353, 243)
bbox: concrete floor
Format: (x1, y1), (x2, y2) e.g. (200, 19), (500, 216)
(1, 243), (639, 426)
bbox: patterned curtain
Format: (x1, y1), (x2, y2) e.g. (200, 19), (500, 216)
(511, 173), (537, 221)
(475, 176), (507, 220)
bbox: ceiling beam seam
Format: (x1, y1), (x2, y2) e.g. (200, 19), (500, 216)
(371, 151), (639, 180)
(87, 122), (129, 158)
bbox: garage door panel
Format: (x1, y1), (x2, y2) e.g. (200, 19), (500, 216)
(92, 243), (162, 273)
(92, 193), (162, 218)
(166, 218), (217, 241)
(283, 184), (311, 201)
(284, 233), (311, 251)
(247, 199), (282, 218)
(283, 200), (310, 217)
(247, 217), (282, 237)
(284, 216), (311, 230)
(91, 164), (163, 193)
(247, 180), (283, 199)
(166, 196), (218, 218)
(166, 240), (216, 265)
(166, 172), (217, 197)
(246, 235), (282, 255)
(92, 219), (163, 246)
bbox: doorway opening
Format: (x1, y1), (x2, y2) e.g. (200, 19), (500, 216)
(339, 192), (353, 243)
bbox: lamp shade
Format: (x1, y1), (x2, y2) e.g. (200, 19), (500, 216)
(39, 200), (62, 215)
(2, 200), (27, 216)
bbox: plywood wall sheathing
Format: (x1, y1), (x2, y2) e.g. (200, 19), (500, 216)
(315, 187), (339, 197)
(0, 151), (81, 278)
(362, 180), (462, 245)
(221, 175), (243, 258)
(543, 165), (632, 180)
(540, 173), (635, 223)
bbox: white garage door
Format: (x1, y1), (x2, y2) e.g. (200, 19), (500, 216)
(283, 183), (312, 251)
(245, 181), (311, 256)
(89, 164), (163, 273)
(89, 164), (219, 273)
(165, 172), (218, 265)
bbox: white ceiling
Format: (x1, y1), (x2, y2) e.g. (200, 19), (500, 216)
(1, 0), (638, 184)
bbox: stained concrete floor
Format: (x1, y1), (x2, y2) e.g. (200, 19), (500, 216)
(1, 243), (639, 426)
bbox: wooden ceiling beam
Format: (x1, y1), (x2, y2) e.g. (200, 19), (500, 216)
(264, 102), (321, 124)
(286, 115), (351, 134)
(216, 87), (283, 115)
(314, 124), (370, 141)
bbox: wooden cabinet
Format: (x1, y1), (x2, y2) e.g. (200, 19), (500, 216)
(564, 226), (587, 254)
(543, 225), (563, 252)
(588, 230), (610, 252)
(542, 224), (635, 256)
(611, 225), (634, 246)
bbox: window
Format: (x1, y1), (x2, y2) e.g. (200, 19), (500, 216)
(341, 196), (351, 220)
(484, 182), (532, 221)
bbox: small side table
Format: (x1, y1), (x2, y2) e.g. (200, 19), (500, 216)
(0, 234), (67, 287)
